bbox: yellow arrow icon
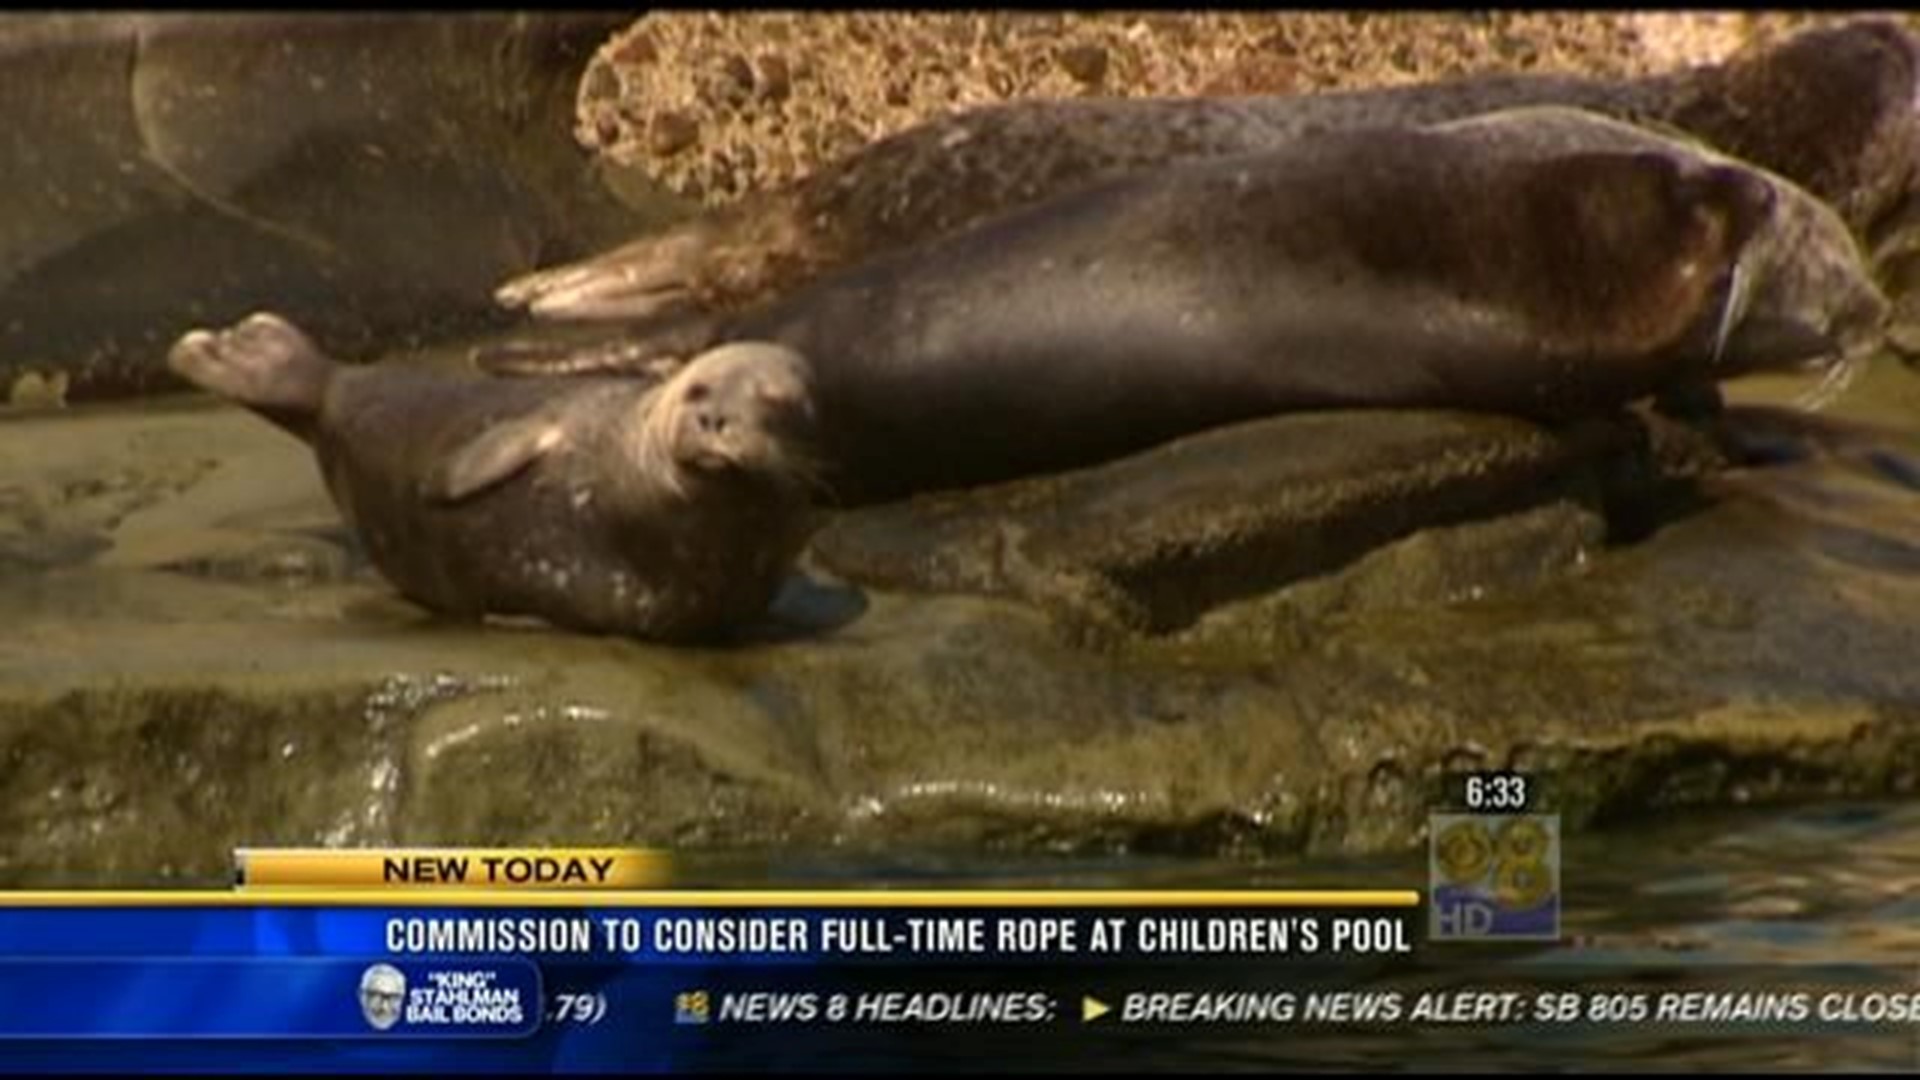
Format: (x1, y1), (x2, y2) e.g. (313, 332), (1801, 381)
(1082, 996), (1110, 1022)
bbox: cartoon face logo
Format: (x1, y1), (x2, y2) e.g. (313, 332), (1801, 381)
(358, 963), (407, 1031)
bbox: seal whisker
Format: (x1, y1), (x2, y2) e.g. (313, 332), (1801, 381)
(1710, 260), (1751, 368)
(633, 383), (693, 502)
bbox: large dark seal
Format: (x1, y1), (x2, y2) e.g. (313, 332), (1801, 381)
(496, 19), (1919, 323)
(491, 128), (1787, 506)
(167, 314), (820, 642)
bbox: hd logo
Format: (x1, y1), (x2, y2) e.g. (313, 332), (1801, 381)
(1428, 813), (1560, 941)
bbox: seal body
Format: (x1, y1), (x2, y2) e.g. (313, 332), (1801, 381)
(495, 19), (1919, 323)
(536, 128), (1778, 505)
(168, 313), (819, 641)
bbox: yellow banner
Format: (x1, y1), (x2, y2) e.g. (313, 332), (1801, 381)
(233, 848), (672, 890)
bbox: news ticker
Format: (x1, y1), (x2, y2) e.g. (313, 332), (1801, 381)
(0, 883), (1914, 1042)
(0, 861), (1436, 1044)
(0, 827), (1914, 1071)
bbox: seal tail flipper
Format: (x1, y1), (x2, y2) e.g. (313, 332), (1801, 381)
(167, 312), (334, 429)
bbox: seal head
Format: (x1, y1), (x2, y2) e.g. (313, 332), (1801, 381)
(1431, 106), (1891, 388)
(639, 341), (819, 493)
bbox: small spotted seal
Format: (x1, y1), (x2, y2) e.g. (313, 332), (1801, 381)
(489, 128), (1784, 505)
(495, 19), (1918, 323)
(167, 313), (820, 642)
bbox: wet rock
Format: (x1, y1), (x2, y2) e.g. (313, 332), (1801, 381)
(1171, 500), (1607, 658)
(813, 411), (1630, 636)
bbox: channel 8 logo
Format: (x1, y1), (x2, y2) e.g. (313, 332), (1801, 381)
(1428, 813), (1560, 941)
(675, 990), (711, 1025)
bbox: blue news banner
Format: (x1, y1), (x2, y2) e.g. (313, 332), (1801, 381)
(0, 897), (1431, 1072)
(5, 823), (1909, 1072)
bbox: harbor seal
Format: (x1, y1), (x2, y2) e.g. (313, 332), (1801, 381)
(167, 313), (820, 642)
(495, 19), (1919, 323)
(489, 128), (1784, 505)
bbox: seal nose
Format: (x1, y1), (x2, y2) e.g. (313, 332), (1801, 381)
(681, 380), (730, 434)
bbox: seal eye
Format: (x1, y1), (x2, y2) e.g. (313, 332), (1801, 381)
(684, 382), (711, 404)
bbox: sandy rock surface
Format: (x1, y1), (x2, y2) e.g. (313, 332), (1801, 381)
(576, 11), (1888, 205)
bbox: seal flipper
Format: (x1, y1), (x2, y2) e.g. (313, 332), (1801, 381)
(495, 219), (718, 322)
(424, 417), (566, 504)
(167, 312), (334, 438)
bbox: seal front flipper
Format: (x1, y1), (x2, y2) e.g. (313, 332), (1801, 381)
(494, 219), (719, 321)
(423, 415), (567, 503)
(166, 311), (333, 437)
